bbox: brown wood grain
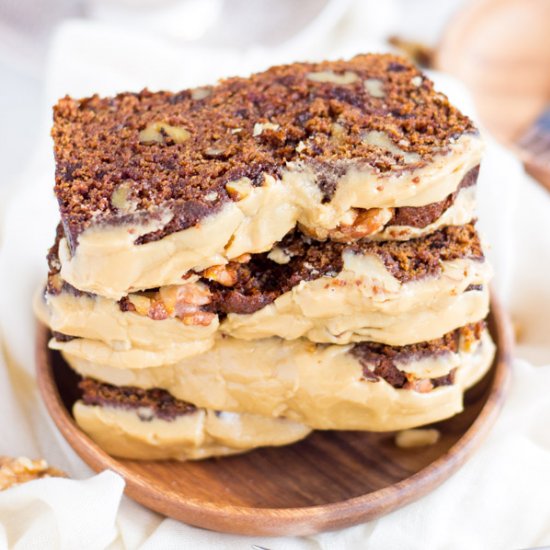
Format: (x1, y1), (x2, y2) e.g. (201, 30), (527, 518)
(436, 0), (550, 191)
(35, 297), (512, 536)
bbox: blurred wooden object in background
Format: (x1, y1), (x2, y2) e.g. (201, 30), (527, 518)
(436, 0), (550, 191)
(388, 35), (434, 68)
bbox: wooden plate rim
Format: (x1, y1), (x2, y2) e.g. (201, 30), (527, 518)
(35, 295), (512, 535)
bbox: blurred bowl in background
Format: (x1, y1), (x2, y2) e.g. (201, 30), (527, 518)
(436, 0), (550, 147)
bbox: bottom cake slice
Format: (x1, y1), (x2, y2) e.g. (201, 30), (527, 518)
(59, 323), (495, 434)
(74, 379), (311, 460)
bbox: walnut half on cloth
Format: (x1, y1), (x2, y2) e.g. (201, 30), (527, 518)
(0, 456), (66, 490)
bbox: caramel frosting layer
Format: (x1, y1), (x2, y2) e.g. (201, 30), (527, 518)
(42, 260), (490, 368)
(73, 402), (311, 461)
(61, 327), (495, 432)
(45, 281), (489, 367)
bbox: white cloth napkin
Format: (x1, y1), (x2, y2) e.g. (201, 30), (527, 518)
(0, 471), (123, 550)
(1, 11), (550, 550)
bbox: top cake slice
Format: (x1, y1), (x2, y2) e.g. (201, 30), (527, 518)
(52, 53), (483, 299)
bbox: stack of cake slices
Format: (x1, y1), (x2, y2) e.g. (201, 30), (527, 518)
(37, 54), (495, 460)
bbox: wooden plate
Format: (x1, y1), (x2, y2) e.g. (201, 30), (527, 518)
(436, 0), (550, 190)
(36, 299), (512, 536)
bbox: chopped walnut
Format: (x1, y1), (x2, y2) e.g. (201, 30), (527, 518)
(226, 177), (253, 201)
(362, 130), (421, 164)
(128, 294), (152, 316)
(0, 456), (66, 490)
(204, 146), (226, 158)
(267, 247), (291, 264)
(181, 311), (216, 326)
(148, 300), (169, 320)
(202, 264), (238, 287)
(253, 122), (280, 136)
(173, 282), (212, 323)
(155, 281), (216, 326)
(395, 429), (440, 448)
(201, 253), (250, 287)
(158, 285), (179, 315)
(364, 78), (385, 98)
(111, 182), (138, 213)
(127, 283), (213, 325)
(139, 122), (191, 144)
(330, 122), (347, 143)
(234, 253), (251, 263)
(328, 208), (394, 242)
(175, 283), (211, 307)
(307, 70), (359, 84)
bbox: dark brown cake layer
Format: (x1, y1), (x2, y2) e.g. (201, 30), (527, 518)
(389, 165), (478, 228)
(352, 322), (485, 391)
(52, 54), (476, 251)
(79, 378), (196, 421)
